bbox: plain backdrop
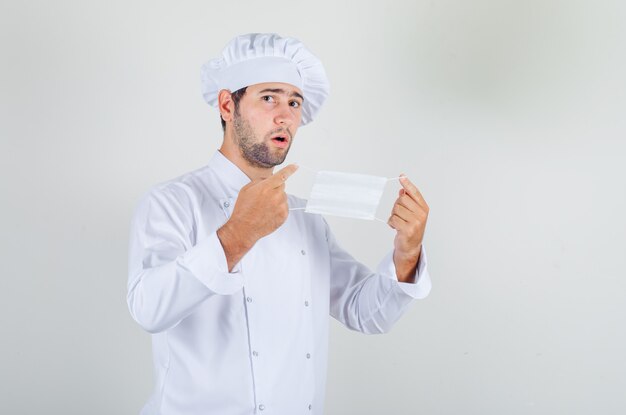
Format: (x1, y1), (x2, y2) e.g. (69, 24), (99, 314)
(1, 1), (625, 414)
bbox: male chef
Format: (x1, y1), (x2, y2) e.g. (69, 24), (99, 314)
(127, 33), (431, 415)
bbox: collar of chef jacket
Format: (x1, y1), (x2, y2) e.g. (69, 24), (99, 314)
(208, 150), (252, 194)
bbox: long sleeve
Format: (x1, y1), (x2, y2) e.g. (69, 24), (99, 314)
(127, 185), (244, 333)
(326, 219), (431, 334)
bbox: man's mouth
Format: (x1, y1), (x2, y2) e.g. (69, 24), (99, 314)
(271, 134), (290, 148)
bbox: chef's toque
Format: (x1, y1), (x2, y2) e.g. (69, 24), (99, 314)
(201, 33), (330, 126)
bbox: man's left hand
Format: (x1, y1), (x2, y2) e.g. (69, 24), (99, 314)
(387, 175), (429, 282)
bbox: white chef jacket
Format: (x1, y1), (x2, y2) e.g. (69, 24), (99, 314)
(127, 151), (431, 415)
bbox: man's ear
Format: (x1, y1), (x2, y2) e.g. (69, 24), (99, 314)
(218, 89), (234, 123)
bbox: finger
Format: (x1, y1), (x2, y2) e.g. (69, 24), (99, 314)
(391, 202), (416, 223)
(395, 194), (421, 213)
(265, 182), (286, 198)
(387, 214), (407, 230)
(267, 164), (299, 188)
(399, 175), (427, 207)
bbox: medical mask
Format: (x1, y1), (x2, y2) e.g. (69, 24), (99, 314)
(290, 168), (400, 222)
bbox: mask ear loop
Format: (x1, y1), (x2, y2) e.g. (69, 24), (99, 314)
(293, 164), (317, 173)
(373, 176), (402, 223)
(288, 164), (316, 212)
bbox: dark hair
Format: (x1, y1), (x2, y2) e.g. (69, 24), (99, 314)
(221, 87), (248, 131)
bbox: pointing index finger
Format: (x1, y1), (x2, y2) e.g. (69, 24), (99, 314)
(267, 164), (299, 188)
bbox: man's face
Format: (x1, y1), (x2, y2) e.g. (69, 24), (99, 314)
(231, 82), (304, 168)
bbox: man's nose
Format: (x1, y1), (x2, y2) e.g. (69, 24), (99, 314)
(274, 103), (295, 127)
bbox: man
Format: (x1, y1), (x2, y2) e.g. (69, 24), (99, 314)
(127, 33), (431, 415)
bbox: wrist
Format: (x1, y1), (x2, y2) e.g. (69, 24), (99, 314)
(393, 246), (421, 283)
(219, 220), (255, 253)
(394, 245), (422, 263)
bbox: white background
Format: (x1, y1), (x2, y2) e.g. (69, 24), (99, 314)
(1, 1), (625, 414)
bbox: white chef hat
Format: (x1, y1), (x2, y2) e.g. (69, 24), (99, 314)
(201, 33), (330, 126)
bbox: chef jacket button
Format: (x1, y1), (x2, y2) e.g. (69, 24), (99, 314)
(306, 353), (311, 359)
(301, 249), (306, 255)
(246, 297), (252, 303)
(223, 201), (230, 208)
(304, 300), (309, 307)
(253, 350), (258, 357)
(259, 404), (265, 411)
(308, 404), (312, 410)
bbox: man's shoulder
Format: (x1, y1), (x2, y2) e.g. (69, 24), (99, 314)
(143, 164), (214, 207)
(287, 193), (307, 209)
(158, 164), (212, 189)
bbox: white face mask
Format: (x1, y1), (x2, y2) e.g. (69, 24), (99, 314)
(291, 169), (397, 221)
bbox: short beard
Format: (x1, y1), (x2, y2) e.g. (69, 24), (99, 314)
(232, 109), (291, 168)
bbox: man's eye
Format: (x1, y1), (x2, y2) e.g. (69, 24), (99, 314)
(290, 101), (301, 108)
(262, 96), (275, 103)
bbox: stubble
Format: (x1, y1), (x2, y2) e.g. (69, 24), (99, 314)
(232, 111), (291, 168)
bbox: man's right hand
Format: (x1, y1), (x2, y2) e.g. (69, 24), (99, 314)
(217, 164), (299, 271)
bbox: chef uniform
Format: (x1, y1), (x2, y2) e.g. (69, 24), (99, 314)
(127, 33), (432, 415)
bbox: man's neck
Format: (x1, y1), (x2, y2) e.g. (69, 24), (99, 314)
(217, 146), (274, 182)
